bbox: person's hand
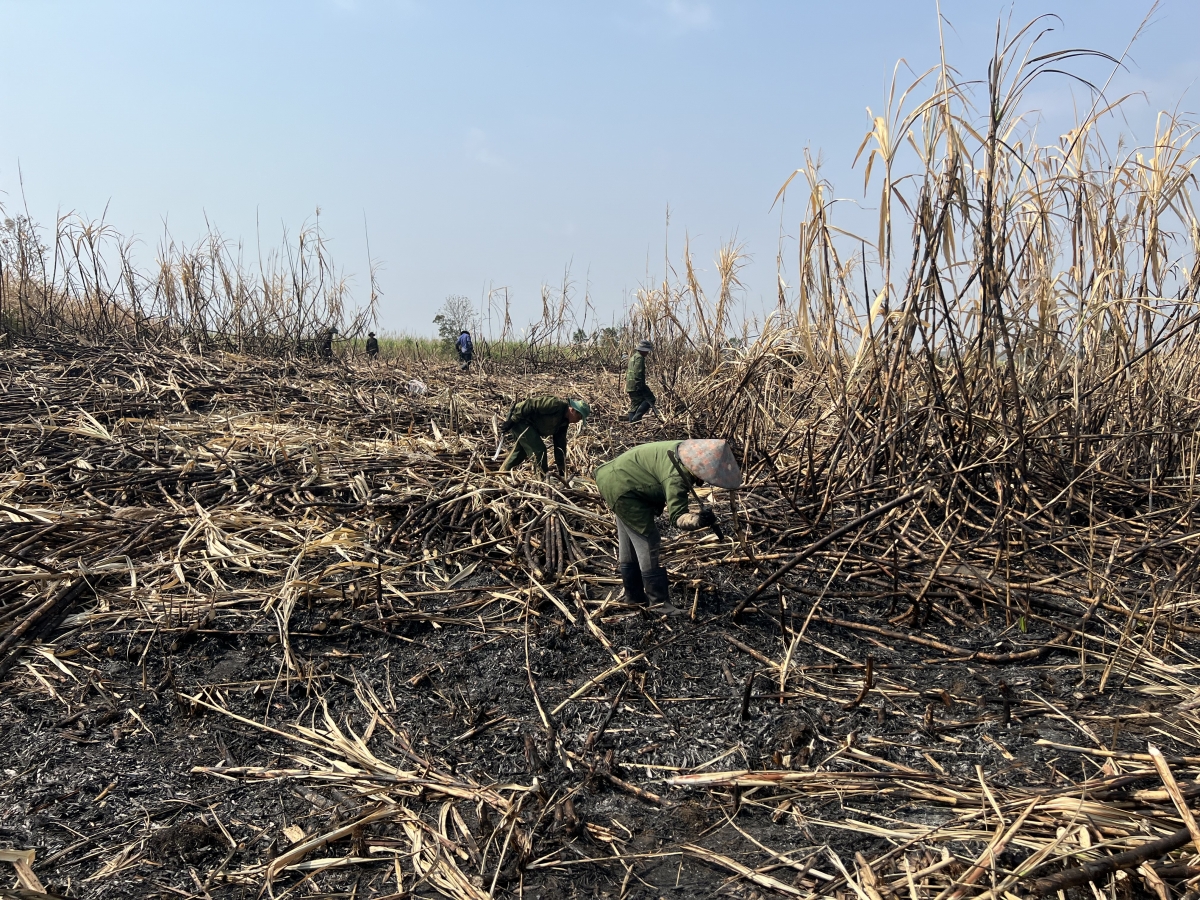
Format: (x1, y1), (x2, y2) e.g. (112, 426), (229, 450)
(675, 512), (702, 529)
(698, 507), (717, 528)
(500, 420), (513, 434)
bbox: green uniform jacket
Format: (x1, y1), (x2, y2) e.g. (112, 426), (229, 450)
(595, 440), (693, 535)
(506, 396), (571, 437)
(625, 352), (648, 395)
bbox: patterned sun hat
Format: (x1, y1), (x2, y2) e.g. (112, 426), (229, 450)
(678, 439), (742, 489)
(635, 339), (653, 353)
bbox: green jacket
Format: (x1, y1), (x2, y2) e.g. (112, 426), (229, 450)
(595, 440), (694, 535)
(625, 352), (648, 395)
(506, 396), (571, 437)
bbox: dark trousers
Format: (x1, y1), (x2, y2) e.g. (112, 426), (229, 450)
(627, 389), (655, 421)
(616, 517), (661, 574)
(500, 425), (567, 475)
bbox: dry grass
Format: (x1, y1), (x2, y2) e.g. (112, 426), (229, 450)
(2, 16), (1200, 900)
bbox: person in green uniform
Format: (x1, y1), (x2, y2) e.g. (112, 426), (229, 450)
(595, 438), (742, 612)
(500, 396), (592, 477)
(626, 339), (656, 422)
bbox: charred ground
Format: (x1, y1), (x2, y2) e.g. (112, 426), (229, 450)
(1, 343), (1199, 900)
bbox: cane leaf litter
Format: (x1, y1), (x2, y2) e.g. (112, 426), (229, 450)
(5, 18), (1200, 900)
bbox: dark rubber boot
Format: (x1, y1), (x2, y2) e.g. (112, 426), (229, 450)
(619, 564), (648, 604)
(629, 401), (652, 423)
(643, 568), (685, 617)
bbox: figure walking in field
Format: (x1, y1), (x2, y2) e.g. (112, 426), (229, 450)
(499, 396), (591, 478)
(596, 439), (740, 615)
(456, 330), (474, 371)
(626, 339), (656, 421)
(319, 326), (337, 359)
(365, 331), (379, 359)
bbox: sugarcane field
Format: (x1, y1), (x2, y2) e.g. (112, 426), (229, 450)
(3, 6), (1200, 900)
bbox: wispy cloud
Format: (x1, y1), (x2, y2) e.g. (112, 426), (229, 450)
(325, 0), (421, 14)
(465, 128), (505, 169)
(617, 1), (716, 38)
(662, 0), (714, 32)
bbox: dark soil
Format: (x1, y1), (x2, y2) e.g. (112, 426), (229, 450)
(0, 344), (1196, 899)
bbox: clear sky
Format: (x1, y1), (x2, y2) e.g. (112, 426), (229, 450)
(0, 1), (1196, 335)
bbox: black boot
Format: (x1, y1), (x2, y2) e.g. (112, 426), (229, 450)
(643, 567), (685, 617)
(629, 401), (651, 423)
(618, 563), (647, 604)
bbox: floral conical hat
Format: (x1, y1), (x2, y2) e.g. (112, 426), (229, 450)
(678, 439), (742, 489)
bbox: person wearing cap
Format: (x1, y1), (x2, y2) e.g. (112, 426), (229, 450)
(365, 332), (379, 359)
(456, 330), (474, 371)
(626, 339), (656, 422)
(319, 326), (337, 359)
(499, 395), (591, 478)
(595, 438), (741, 612)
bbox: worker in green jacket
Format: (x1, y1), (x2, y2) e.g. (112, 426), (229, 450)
(595, 438), (742, 612)
(500, 396), (592, 477)
(626, 339), (656, 422)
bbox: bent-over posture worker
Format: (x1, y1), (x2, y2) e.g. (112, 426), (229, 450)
(626, 339), (656, 422)
(595, 439), (741, 612)
(456, 330), (474, 371)
(499, 396), (591, 477)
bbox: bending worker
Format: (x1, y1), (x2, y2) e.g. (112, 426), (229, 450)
(456, 330), (474, 371)
(499, 396), (592, 478)
(626, 339), (656, 422)
(596, 439), (741, 611)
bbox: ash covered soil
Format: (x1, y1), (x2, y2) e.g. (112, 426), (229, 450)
(0, 343), (1196, 899)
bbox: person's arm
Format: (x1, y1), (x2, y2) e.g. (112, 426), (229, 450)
(663, 469), (693, 526)
(502, 400), (529, 431)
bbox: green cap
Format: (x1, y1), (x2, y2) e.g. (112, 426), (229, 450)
(568, 398), (591, 422)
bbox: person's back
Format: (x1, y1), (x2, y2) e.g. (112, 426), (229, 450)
(596, 438), (740, 612)
(366, 333), (379, 358)
(626, 351), (646, 393)
(456, 331), (474, 371)
(500, 396), (589, 477)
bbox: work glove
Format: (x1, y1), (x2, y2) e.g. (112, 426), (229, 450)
(698, 507), (717, 528)
(675, 512), (702, 530)
(499, 420), (514, 434)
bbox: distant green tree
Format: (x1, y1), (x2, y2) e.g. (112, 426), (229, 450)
(571, 327), (588, 345)
(432, 295), (477, 349)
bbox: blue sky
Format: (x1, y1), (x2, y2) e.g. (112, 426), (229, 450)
(0, 1), (1196, 334)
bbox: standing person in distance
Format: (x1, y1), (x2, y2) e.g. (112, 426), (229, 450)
(499, 396), (591, 478)
(365, 331), (379, 360)
(595, 438), (741, 615)
(456, 330), (474, 372)
(626, 339), (656, 422)
(319, 326), (337, 359)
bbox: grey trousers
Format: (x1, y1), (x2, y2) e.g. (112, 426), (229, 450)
(616, 517), (661, 574)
